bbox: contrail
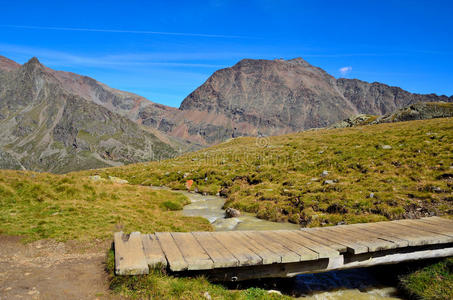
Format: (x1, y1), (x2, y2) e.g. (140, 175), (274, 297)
(1, 25), (250, 39)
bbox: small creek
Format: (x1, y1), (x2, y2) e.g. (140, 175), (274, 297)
(154, 187), (402, 299)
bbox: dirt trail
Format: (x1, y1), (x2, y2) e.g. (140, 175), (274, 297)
(0, 236), (122, 300)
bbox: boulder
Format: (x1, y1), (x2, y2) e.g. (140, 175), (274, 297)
(225, 208), (241, 218)
(109, 176), (129, 184)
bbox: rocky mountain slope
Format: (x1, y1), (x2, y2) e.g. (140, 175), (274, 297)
(179, 58), (452, 144)
(0, 57), (176, 173)
(1, 55), (451, 172)
(332, 102), (453, 128)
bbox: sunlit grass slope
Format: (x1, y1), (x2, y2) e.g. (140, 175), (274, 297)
(0, 169), (211, 242)
(0, 170), (289, 299)
(89, 118), (453, 226)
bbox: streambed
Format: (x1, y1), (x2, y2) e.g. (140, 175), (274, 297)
(154, 187), (402, 299)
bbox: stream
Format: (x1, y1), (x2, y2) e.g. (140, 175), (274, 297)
(156, 187), (403, 299)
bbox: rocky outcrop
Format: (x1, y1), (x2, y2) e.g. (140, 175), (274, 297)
(377, 102), (453, 123)
(0, 149), (24, 170)
(332, 102), (453, 128)
(0, 57), (176, 173)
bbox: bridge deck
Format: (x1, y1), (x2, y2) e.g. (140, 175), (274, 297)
(114, 217), (453, 279)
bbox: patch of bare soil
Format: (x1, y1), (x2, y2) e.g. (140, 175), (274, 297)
(0, 236), (123, 299)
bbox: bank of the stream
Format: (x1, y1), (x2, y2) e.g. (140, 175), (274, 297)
(177, 189), (451, 300)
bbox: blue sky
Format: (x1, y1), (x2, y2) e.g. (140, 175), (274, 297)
(1, 0), (452, 107)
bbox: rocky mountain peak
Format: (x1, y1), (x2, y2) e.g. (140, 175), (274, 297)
(27, 56), (41, 64)
(22, 57), (44, 69)
(178, 57), (452, 144)
(19, 57), (47, 78)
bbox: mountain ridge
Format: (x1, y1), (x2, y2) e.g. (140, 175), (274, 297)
(0, 55), (451, 172)
(0, 57), (178, 173)
(179, 57), (452, 143)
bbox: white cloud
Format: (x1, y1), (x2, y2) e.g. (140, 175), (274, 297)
(339, 66), (352, 76)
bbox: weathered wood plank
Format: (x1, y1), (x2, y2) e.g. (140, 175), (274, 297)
(242, 231), (300, 263)
(155, 232), (187, 271)
(386, 221), (451, 242)
(359, 222), (428, 247)
(233, 231), (282, 264)
(324, 225), (397, 252)
(258, 231), (319, 261)
(420, 217), (453, 229)
(114, 232), (149, 275)
(378, 222), (449, 245)
(389, 220), (453, 241)
(141, 234), (167, 268)
(211, 231), (262, 266)
(304, 227), (369, 254)
(297, 230), (347, 253)
(171, 232), (214, 270)
(348, 223), (410, 248)
(192, 232), (239, 268)
(284, 230), (340, 258)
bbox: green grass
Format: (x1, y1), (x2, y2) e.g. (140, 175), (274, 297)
(2, 117), (453, 298)
(106, 250), (290, 300)
(85, 118), (453, 226)
(0, 169), (290, 299)
(399, 258), (453, 300)
(0, 169), (211, 242)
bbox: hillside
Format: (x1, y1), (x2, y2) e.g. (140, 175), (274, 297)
(0, 57), (178, 173)
(89, 117), (453, 226)
(1, 117), (451, 299)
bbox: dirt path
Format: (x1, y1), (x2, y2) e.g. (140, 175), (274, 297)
(0, 236), (123, 300)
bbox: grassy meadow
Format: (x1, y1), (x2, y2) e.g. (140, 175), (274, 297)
(1, 117), (452, 299)
(87, 117), (453, 226)
(0, 169), (211, 242)
(0, 170), (287, 299)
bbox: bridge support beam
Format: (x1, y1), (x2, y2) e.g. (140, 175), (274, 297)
(184, 243), (453, 282)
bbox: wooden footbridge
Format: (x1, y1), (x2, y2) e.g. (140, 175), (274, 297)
(114, 217), (453, 281)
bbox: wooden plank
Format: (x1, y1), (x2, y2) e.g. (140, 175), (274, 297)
(155, 232), (187, 271)
(242, 231), (300, 263)
(114, 232), (149, 275)
(324, 225), (397, 252)
(233, 231), (282, 264)
(360, 222), (428, 247)
(390, 219), (453, 239)
(141, 234), (167, 268)
(404, 218), (453, 232)
(379, 222), (449, 245)
(305, 227), (369, 254)
(258, 231), (319, 261)
(171, 232), (214, 270)
(275, 230), (340, 259)
(349, 223), (410, 248)
(192, 232), (239, 268)
(385, 221), (451, 243)
(420, 217), (453, 229)
(211, 231), (262, 266)
(298, 230), (347, 253)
